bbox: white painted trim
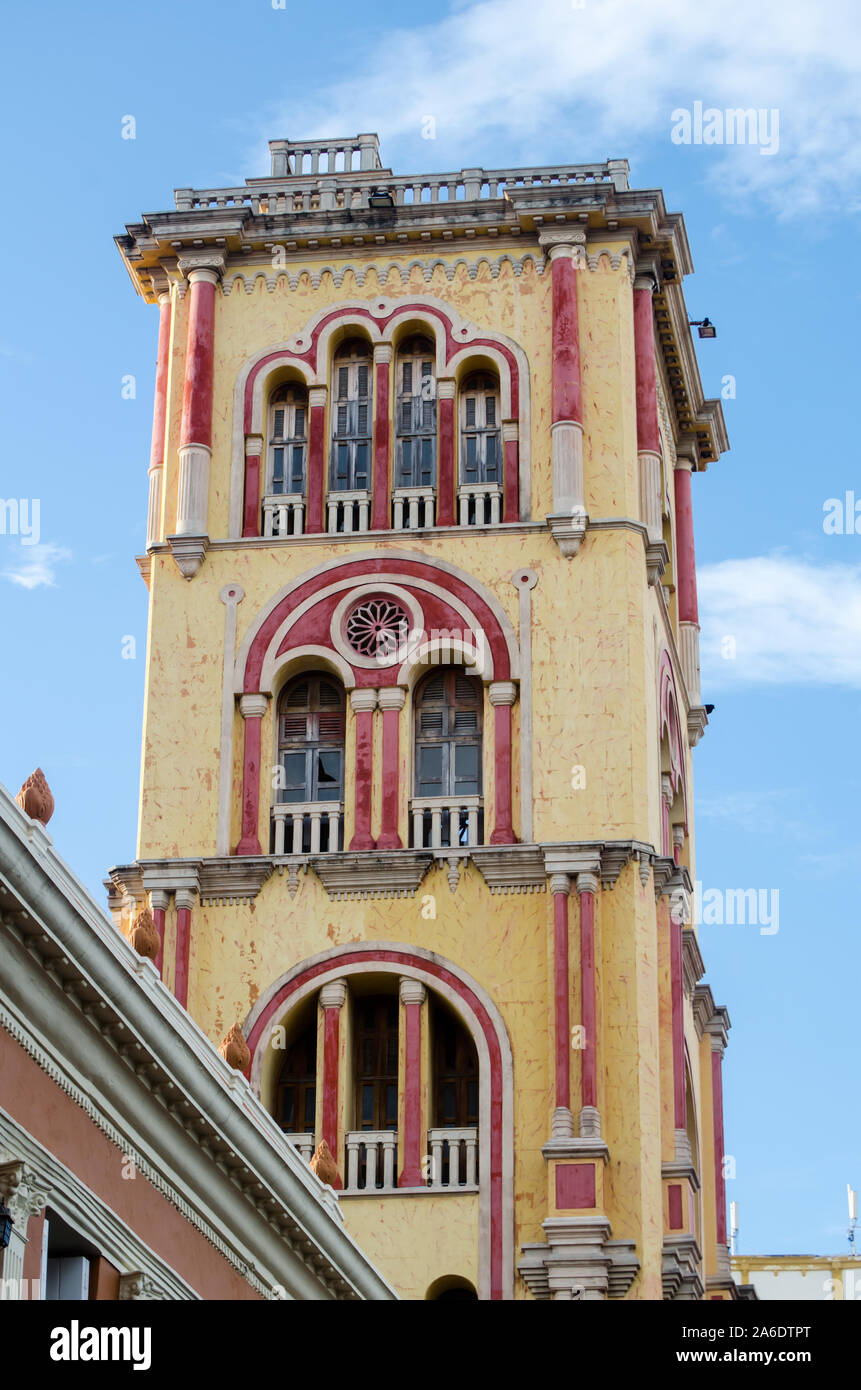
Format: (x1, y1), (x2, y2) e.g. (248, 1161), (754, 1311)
(244, 941), (515, 1301)
(263, 644), (357, 697)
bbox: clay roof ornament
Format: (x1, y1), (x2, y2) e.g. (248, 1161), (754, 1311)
(309, 1141), (339, 1187)
(129, 906), (160, 961)
(219, 1023), (251, 1072)
(15, 768), (55, 826)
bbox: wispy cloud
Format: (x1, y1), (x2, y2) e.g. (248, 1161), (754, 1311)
(258, 0), (861, 216)
(1, 543), (72, 589)
(700, 555), (861, 688)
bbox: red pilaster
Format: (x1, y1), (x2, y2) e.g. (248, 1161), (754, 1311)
(398, 978), (426, 1188)
(149, 891), (168, 978)
(633, 280), (661, 456)
(502, 427), (519, 523)
(550, 248), (582, 426)
(674, 461), (699, 624)
(320, 981), (346, 1188)
(372, 347), (391, 530)
(670, 912), (686, 1132)
(149, 293), (172, 472)
(550, 875), (572, 1121)
(174, 890), (194, 1009)
(180, 272), (216, 450)
(376, 687), (405, 850)
(236, 693), (268, 856)
(306, 388), (327, 534)
(577, 874), (598, 1111)
(712, 1046), (727, 1245)
(437, 382), (456, 526)
(489, 681), (516, 844)
(242, 435), (263, 538)
(349, 689), (377, 850)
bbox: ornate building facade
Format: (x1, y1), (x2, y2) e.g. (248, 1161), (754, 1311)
(110, 134), (737, 1300)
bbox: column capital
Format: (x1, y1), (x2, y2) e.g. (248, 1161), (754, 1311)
(0, 1161), (50, 1226)
(174, 888), (197, 913)
(378, 686), (406, 712)
(633, 272), (658, 293)
(661, 773), (674, 807)
(436, 379), (456, 401)
(148, 889), (170, 912)
(501, 421), (519, 443)
(575, 871), (599, 896)
(320, 979), (347, 1010)
(350, 687), (379, 713)
(539, 228), (587, 255)
(399, 977), (426, 1006)
(245, 434), (264, 457)
(178, 249), (226, 281)
(488, 680), (517, 707)
(549, 872), (571, 897)
(309, 385), (328, 409)
(239, 693), (269, 719)
(373, 343), (392, 365)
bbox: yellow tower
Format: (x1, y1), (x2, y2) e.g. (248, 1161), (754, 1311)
(111, 134), (737, 1300)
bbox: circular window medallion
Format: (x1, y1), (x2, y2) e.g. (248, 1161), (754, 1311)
(345, 597), (409, 659)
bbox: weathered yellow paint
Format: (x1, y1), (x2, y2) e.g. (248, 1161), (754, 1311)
(340, 1194), (478, 1300)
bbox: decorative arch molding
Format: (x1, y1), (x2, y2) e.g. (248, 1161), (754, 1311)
(243, 942), (515, 1301)
(228, 294), (532, 537)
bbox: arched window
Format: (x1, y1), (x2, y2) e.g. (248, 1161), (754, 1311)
(276, 674), (345, 803)
(331, 339), (372, 493)
(413, 668), (483, 847)
(268, 384), (307, 495)
(459, 372), (501, 486)
(396, 335), (436, 490)
(354, 995), (399, 1132)
(275, 1019), (317, 1136)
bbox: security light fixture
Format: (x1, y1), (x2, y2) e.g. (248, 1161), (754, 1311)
(368, 187), (395, 209)
(689, 317), (717, 339)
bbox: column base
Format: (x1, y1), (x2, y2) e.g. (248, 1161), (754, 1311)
(235, 834), (263, 856)
(551, 1106), (576, 1140)
(519, 1218), (639, 1301)
(375, 831), (403, 850)
(489, 826), (516, 845)
(579, 1105), (602, 1140)
(349, 833), (377, 851)
(547, 511), (587, 558)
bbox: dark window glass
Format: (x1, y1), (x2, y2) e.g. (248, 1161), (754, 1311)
(354, 996), (399, 1131)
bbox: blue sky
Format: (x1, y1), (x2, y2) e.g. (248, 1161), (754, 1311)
(1, 0), (858, 1260)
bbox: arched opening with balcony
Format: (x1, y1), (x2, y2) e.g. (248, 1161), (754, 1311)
(411, 666), (484, 849)
(458, 369), (502, 526)
(328, 337), (372, 533)
(393, 333), (437, 530)
(263, 381), (308, 537)
(271, 672), (345, 854)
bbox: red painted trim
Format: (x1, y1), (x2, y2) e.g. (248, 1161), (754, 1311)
(399, 1001), (424, 1187)
(556, 1163), (595, 1210)
(180, 276), (216, 448)
(670, 916), (686, 1130)
(668, 1183), (684, 1230)
(236, 713), (264, 856)
(376, 706), (402, 850)
(247, 949), (506, 1299)
(322, 1006), (343, 1188)
(244, 557), (511, 692)
(174, 907), (191, 1009)
(372, 358), (390, 530)
(674, 465), (699, 625)
(149, 297), (172, 473)
(153, 906), (165, 977)
(580, 890), (597, 1110)
(503, 438), (519, 523)
(489, 702), (515, 844)
(633, 286), (661, 455)
(242, 454), (261, 538)
(712, 1050), (727, 1246)
(553, 887), (570, 1112)
(551, 255), (582, 425)
(349, 708), (376, 850)
(307, 403), (325, 534)
(437, 394), (455, 527)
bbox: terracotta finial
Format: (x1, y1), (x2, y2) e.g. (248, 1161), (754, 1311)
(15, 768), (55, 826)
(129, 906), (160, 961)
(219, 1023), (251, 1072)
(309, 1141), (339, 1187)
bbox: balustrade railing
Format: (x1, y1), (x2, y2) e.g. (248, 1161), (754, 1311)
(326, 490), (371, 534)
(344, 1132), (398, 1192)
(271, 802), (343, 855)
(426, 1128), (479, 1188)
(283, 1132), (315, 1163)
(392, 487), (435, 530)
(458, 483), (503, 527)
(263, 494), (305, 538)
(410, 796), (482, 850)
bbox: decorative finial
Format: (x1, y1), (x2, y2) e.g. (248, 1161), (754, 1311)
(309, 1141), (339, 1188)
(15, 768), (55, 826)
(218, 1023), (251, 1072)
(129, 906), (159, 961)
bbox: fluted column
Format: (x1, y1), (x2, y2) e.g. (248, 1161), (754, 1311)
(544, 235), (584, 511)
(350, 688), (378, 850)
(489, 681), (517, 844)
(306, 385), (327, 534)
(633, 273), (662, 544)
(320, 980), (347, 1188)
(174, 888), (196, 1009)
(550, 873), (574, 1139)
(436, 380), (456, 526)
(146, 291), (172, 550)
(176, 263), (220, 538)
(576, 871), (600, 1137)
(398, 978), (426, 1187)
(377, 687), (405, 849)
(235, 692), (268, 855)
(372, 345), (391, 530)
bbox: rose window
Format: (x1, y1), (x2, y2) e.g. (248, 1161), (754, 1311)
(345, 598), (409, 659)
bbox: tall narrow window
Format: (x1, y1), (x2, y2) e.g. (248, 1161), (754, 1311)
(275, 1020), (317, 1135)
(276, 674), (345, 803)
(396, 335), (436, 488)
(414, 669), (483, 800)
(459, 372), (501, 485)
(433, 1004), (478, 1129)
(354, 996), (399, 1131)
(331, 340), (372, 492)
(269, 384), (307, 494)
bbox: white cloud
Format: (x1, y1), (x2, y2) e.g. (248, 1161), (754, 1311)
(258, 0), (861, 215)
(1, 543), (72, 590)
(699, 555), (861, 687)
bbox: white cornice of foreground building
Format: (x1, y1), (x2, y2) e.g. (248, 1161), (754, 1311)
(0, 778), (396, 1301)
